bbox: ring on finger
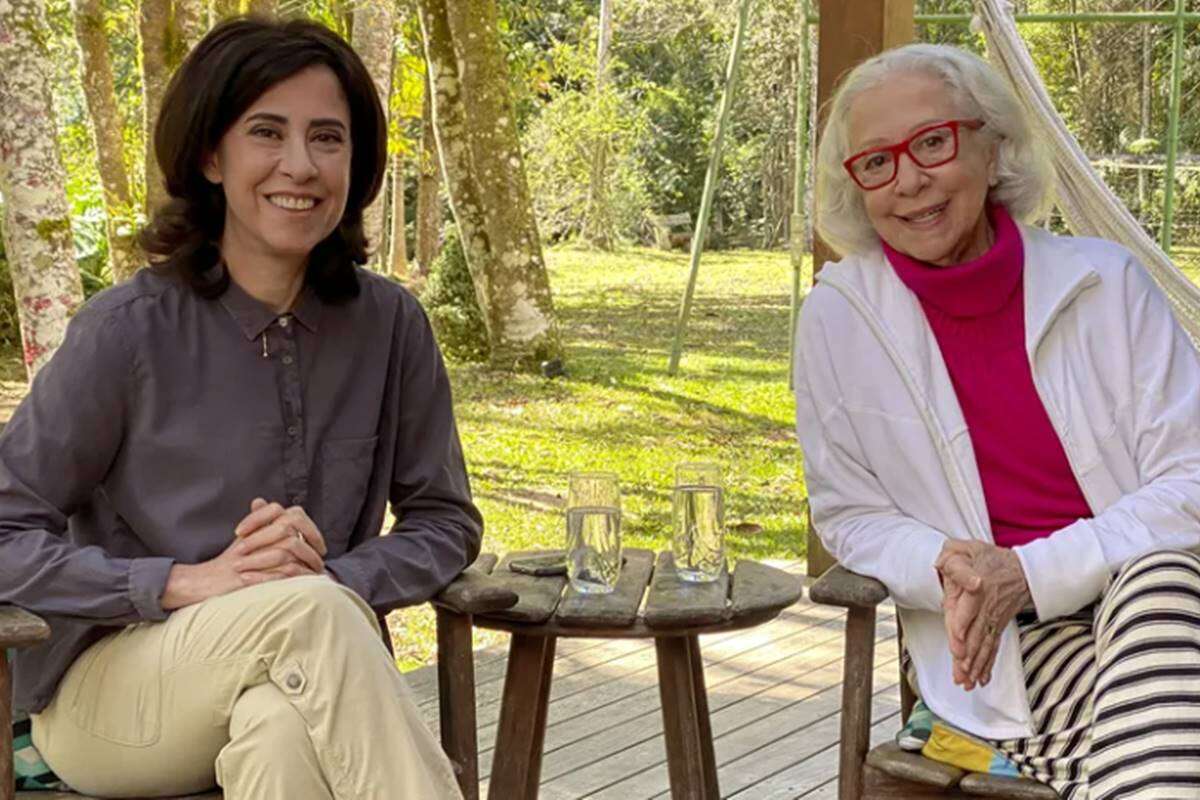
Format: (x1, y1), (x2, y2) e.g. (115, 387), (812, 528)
(291, 525), (304, 545)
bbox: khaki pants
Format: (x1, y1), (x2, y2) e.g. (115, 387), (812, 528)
(31, 575), (462, 800)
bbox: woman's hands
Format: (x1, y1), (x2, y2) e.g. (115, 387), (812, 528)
(161, 499), (329, 610)
(936, 540), (1033, 691)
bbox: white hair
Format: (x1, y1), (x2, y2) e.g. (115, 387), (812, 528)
(814, 43), (1054, 257)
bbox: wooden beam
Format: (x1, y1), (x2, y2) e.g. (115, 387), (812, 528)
(807, 0), (914, 578)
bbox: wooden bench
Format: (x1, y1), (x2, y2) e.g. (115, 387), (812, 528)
(4, 557), (519, 800)
(809, 565), (1058, 800)
(648, 212), (694, 250)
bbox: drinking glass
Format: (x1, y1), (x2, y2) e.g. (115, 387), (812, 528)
(566, 472), (623, 593)
(672, 462), (726, 582)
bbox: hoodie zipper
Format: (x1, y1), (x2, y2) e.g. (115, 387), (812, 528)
(820, 275), (993, 542)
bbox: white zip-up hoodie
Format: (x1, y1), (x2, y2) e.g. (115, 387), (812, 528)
(793, 223), (1200, 739)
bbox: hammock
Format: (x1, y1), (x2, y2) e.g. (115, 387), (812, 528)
(971, 0), (1200, 342)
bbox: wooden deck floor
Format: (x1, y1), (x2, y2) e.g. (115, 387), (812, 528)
(405, 560), (903, 800)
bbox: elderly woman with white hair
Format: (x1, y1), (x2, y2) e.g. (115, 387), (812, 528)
(794, 42), (1200, 799)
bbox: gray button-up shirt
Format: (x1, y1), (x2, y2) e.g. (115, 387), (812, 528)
(0, 266), (483, 713)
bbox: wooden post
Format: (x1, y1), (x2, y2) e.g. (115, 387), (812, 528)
(806, 0), (914, 578)
(838, 606), (877, 800)
(1, 650), (12, 800)
(436, 607), (480, 800)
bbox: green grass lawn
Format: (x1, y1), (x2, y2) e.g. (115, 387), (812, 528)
(388, 244), (812, 671)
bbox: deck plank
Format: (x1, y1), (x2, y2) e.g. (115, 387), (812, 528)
(402, 559), (906, 800)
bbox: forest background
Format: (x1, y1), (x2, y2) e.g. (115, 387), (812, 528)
(1, 0), (1199, 667)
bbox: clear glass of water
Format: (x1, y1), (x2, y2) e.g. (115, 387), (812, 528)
(566, 471), (622, 594)
(672, 462), (726, 582)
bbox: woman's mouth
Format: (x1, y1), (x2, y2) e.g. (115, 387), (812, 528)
(898, 201), (948, 227)
(267, 194), (320, 213)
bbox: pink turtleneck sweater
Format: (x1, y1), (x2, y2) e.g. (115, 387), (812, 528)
(882, 205), (1092, 548)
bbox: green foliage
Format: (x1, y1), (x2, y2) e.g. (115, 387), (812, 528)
(524, 41), (652, 243)
(0, 222), (19, 351)
(420, 226), (490, 363)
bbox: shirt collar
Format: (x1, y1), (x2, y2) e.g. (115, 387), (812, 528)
(214, 264), (322, 339)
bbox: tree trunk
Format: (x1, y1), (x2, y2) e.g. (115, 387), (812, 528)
(176, 0), (209, 54)
(74, 0), (141, 281)
(414, 68), (443, 275)
(211, 0), (240, 21)
(583, 0), (613, 249)
(389, 154), (408, 279)
(141, 0), (172, 217)
(352, 0), (395, 264)
(246, 0), (276, 17)
(0, 0), (88, 377)
(417, 0), (561, 368)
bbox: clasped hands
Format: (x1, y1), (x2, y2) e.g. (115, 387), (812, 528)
(935, 540), (1033, 691)
(162, 498), (329, 610)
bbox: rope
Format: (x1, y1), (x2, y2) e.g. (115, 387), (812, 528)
(972, 0), (1200, 342)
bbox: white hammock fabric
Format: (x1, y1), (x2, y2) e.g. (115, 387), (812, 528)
(971, 0), (1200, 341)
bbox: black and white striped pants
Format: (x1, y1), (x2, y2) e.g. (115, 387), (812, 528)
(991, 549), (1200, 800)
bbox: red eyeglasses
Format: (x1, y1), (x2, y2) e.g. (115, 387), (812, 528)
(843, 119), (985, 191)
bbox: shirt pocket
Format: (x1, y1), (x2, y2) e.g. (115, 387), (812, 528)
(318, 436), (379, 547)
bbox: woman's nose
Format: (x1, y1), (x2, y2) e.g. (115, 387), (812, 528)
(893, 152), (927, 196)
(279, 138), (318, 181)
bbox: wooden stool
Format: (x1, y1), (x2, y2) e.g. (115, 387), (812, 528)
(443, 549), (803, 800)
(809, 565), (1058, 800)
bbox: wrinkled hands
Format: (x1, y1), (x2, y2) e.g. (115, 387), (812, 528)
(161, 499), (328, 610)
(935, 540), (1033, 691)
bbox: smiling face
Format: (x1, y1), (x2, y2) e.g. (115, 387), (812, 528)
(846, 70), (999, 266)
(202, 65), (352, 274)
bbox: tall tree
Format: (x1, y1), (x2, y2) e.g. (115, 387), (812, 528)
(583, 0), (614, 249)
(246, 0), (276, 16)
(177, 0), (209, 53)
(74, 0), (141, 281)
(414, 68), (443, 274)
(389, 154), (407, 278)
(140, 0), (172, 216)
(211, 0), (239, 20)
(352, 0), (395, 262)
(417, 0), (561, 368)
(0, 0), (88, 376)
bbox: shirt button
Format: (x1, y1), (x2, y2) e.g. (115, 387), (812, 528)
(286, 673), (302, 690)
(279, 317), (289, 328)
(282, 355), (294, 365)
(287, 425), (299, 436)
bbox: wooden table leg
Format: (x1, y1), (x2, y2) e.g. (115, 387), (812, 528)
(656, 635), (719, 800)
(839, 606), (876, 800)
(436, 607), (479, 800)
(490, 633), (556, 800)
(2, 649), (12, 800)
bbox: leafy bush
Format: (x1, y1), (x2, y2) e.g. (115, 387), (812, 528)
(420, 226), (490, 363)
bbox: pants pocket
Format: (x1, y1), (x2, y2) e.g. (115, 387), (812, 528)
(64, 625), (164, 747)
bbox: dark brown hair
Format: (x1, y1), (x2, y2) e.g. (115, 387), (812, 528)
(139, 16), (387, 301)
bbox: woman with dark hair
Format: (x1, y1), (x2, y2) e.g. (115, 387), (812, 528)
(0, 17), (476, 799)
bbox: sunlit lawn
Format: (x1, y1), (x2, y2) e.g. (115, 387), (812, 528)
(389, 243), (811, 671)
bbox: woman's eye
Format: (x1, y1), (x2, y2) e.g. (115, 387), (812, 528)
(922, 133), (948, 149)
(865, 154), (888, 170)
(251, 127), (280, 139)
(314, 133), (344, 144)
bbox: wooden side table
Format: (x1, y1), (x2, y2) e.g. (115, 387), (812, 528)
(437, 549), (803, 800)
